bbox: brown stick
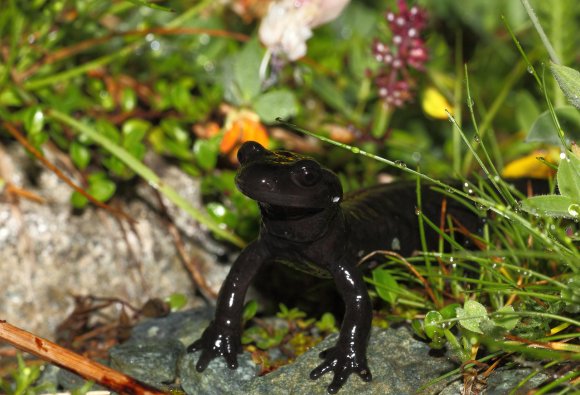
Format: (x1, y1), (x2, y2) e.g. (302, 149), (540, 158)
(0, 320), (166, 395)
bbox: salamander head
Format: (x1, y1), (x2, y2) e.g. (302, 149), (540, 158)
(235, 141), (343, 209)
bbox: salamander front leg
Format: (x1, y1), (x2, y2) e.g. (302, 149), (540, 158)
(310, 261), (372, 393)
(187, 241), (270, 371)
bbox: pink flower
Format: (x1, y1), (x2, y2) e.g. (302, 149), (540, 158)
(259, 0), (350, 61)
(373, 0), (429, 108)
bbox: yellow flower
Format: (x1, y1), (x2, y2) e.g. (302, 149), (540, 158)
(502, 148), (559, 179)
(422, 86), (453, 119)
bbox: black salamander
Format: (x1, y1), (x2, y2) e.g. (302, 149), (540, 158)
(188, 141), (545, 393)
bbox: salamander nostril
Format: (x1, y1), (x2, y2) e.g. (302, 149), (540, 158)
(237, 141), (266, 164)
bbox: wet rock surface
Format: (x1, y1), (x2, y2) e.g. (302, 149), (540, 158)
(102, 308), (548, 395)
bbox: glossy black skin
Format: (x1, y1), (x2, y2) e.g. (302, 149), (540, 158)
(187, 141), (522, 393)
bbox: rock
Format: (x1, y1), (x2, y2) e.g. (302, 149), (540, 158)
(35, 307), (551, 394)
(111, 309), (550, 395)
(179, 351), (259, 395)
(0, 144), (228, 338)
(129, 309), (214, 350)
(56, 362), (108, 392)
(246, 326), (456, 395)
(109, 338), (185, 386)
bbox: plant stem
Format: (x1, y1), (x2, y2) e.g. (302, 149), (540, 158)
(462, 56), (533, 173)
(452, 28), (463, 175)
(24, 45), (137, 91)
(519, 0), (561, 64)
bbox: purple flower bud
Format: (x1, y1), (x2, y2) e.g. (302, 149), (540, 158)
(372, 0), (428, 108)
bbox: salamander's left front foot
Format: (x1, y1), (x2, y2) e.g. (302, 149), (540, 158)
(310, 345), (372, 394)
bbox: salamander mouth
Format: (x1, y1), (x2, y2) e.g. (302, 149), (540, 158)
(259, 203), (324, 219)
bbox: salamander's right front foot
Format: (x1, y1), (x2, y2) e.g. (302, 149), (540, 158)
(310, 345), (372, 394)
(187, 321), (242, 371)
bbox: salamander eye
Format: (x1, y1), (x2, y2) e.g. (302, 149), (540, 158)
(237, 141), (266, 164)
(291, 160), (321, 187)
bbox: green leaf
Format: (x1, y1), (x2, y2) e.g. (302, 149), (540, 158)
(165, 293), (187, 311)
(557, 151), (580, 200)
(439, 303), (461, 321)
(233, 38), (263, 103)
(242, 300), (258, 322)
(0, 87), (22, 106)
(494, 305), (519, 330)
(411, 319), (426, 339)
(316, 313), (337, 332)
(515, 91), (541, 132)
(456, 300), (488, 334)
(87, 173), (116, 202)
(253, 89), (299, 123)
(120, 87), (137, 112)
(122, 119), (149, 142)
(525, 106), (580, 145)
(193, 138), (219, 171)
(206, 202), (238, 228)
(24, 107), (45, 135)
(551, 62), (580, 110)
(424, 311), (444, 339)
(95, 120), (120, 144)
(71, 191), (89, 208)
(103, 156), (129, 177)
(521, 195), (576, 218)
(70, 141), (91, 170)
(561, 275), (580, 314)
(170, 78), (196, 115)
(372, 269), (399, 304)
(122, 119), (149, 161)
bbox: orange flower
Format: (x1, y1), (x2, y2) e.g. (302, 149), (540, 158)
(220, 110), (270, 163)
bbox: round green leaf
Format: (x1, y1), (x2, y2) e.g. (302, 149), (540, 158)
(70, 141), (91, 170)
(193, 138), (219, 171)
(165, 293), (188, 311)
(120, 87), (137, 112)
(457, 300), (487, 334)
(24, 107), (45, 135)
(424, 311), (444, 339)
(87, 173), (116, 202)
(71, 191), (89, 209)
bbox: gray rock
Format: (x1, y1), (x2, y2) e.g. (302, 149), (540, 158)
(56, 363), (107, 392)
(109, 338), (185, 386)
(117, 309), (550, 395)
(129, 308), (214, 347)
(0, 144), (228, 338)
(179, 351), (259, 395)
(246, 326), (455, 395)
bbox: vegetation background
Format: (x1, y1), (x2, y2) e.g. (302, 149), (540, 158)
(0, 0), (578, 393)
